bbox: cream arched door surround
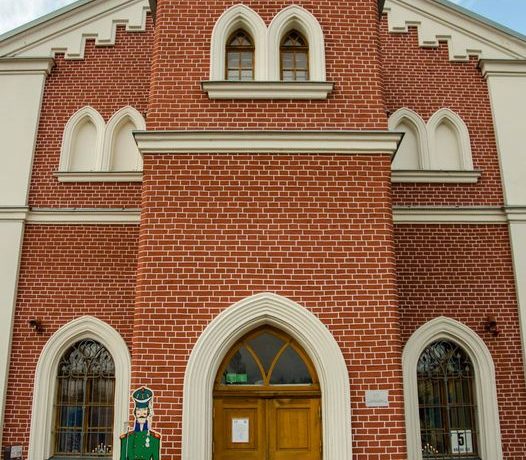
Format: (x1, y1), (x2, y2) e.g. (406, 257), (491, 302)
(182, 292), (352, 460)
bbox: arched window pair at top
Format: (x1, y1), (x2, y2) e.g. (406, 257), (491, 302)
(59, 106), (146, 178)
(389, 108), (474, 172)
(211, 4), (326, 82)
(226, 28), (309, 81)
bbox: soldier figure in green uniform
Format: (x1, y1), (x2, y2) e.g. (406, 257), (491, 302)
(120, 387), (161, 460)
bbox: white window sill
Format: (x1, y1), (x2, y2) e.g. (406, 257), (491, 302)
(201, 81), (334, 99)
(55, 171), (143, 182)
(392, 170), (481, 183)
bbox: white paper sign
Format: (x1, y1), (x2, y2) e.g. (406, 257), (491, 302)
(451, 430), (473, 454)
(365, 390), (389, 407)
(10, 446), (23, 459)
(232, 418), (249, 443)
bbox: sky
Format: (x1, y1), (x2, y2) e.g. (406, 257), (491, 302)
(0, 0), (525, 37)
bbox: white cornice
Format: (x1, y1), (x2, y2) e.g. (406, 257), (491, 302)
(505, 207), (526, 223)
(0, 57), (55, 75)
(392, 170), (481, 183)
(26, 209), (140, 224)
(479, 59), (526, 78)
(384, 0), (526, 61)
(393, 206), (507, 224)
(55, 171), (143, 182)
(201, 81), (334, 100)
(0, 0), (150, 60)
(134, 131), (403, 155)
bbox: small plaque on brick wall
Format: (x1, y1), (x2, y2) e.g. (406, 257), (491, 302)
(365, 390), (389, 407)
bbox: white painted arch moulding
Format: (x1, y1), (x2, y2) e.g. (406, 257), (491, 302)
(59, 105), (105, 171)
(403, 317), (503, 460)
(267, 5), (326, 81)
(182, 292), (352, 460)
(388, 108), (430, 169)
(209, 4), (268, 80)
(28, 316), (131, 460)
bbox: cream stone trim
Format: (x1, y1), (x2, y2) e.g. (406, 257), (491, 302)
(383, 0), (526, 62)
(55, 171), (143, 182)
(0, 0), (150, 60)
(403, 317), (503, 460)
(393, 206), (506, 224)
(0, 57), (55, 75)
(391, 170), (481, 183)
(103, 106), (146, 171)
(267, 5), (326, 81)
(28, 316), (131, 460)
(135, 130), (403, 155)
(182, 292), (352, 460)
(59, 106), (106, 171)
(201, 81), (333, 99)
(209, 4), (267, 81)
(479, 59), (526, 78)
(389, 108), (430, 169)
(427, 108), (473, 170)
(26, 208), (141, 224)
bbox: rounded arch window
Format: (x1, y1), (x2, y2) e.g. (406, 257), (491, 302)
(215, 326), (319, 391)
(418, 340), (479, 458)
(54, 339), (115, 457)
(280, 30), (309, 81)
(225, 29), (255, 81)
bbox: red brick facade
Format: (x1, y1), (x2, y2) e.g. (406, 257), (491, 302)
(2, 1), (525, 459)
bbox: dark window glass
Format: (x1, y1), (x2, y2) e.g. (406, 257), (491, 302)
(55, 340), (115, 457)
(248, 333), (284, 372)
(226, 29), (254, 81)
(418, 340), (479, 459)
(221, 346), (263, 385)
(269, 346), (313, 385)
(280, 30), (309, 81)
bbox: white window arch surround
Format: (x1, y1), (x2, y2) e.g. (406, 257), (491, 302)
(182, 292), (352, 460)
(102, 105), (146, 171)
(59, 105), (105, 172)
(203, 4), (333, 99)
(57, 106), (145, 182)
(28, 316), (131, 460)
(388, 108), (430, 170)
(403, 316), (503, 460)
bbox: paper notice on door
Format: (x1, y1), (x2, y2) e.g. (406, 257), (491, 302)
(232, 418), (249, 443)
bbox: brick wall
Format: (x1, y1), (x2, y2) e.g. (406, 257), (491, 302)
(1, 225), (139, 456)
(131, 153), (407, 458)
(395, 224), (526, 459)
(380, 19), (504, 206)
(147, 0), (387, 130)
(29, 20), (154, 209)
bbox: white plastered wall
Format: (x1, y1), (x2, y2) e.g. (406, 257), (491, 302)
(480, 60), (526, 377)
(0, 57), (53, 447)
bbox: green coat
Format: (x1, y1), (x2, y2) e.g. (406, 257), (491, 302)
(120, 429), (161, 460)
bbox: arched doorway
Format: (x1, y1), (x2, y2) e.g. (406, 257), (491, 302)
(213, 326), (321, 460)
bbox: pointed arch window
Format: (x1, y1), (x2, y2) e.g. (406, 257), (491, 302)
(54, 339), (115, 457)
(280, 30), (309, 81)
(418, 340), (479, 459)
(226, 29), (255, 81)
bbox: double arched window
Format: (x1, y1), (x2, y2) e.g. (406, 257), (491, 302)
(54, 339), (115, 457)
(280, 30), (309, 81)
(226, 29), (255, 80)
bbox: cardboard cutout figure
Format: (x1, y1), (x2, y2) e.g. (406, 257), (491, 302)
(120, 387), (161, 460)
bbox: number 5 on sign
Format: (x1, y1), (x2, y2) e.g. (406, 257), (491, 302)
(451, 430), (473, 454)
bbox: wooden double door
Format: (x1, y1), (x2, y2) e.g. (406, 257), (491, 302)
(213, 396), (321, 460)
(212, 326), (323, 460)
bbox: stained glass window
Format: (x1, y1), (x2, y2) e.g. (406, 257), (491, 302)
(280, 30), (309, 81)
(54, 339), (115, 457)
(418, 340), (479, 459)
(226, 29), (255, 81)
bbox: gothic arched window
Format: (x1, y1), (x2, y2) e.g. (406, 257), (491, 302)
(280, 30), (309, 81)
(418, 340), (479, 458)
(226, 29), (255, 81)
(54, 339), (115, 457)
